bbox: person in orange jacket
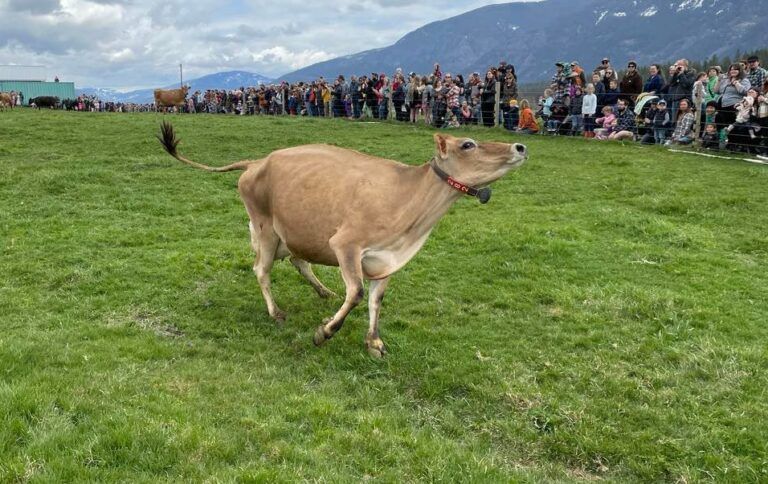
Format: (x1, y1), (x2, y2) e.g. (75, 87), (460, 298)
(518, 99), (539, 134)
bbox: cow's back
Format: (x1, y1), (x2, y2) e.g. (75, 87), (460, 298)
(238, 144), (418, 264)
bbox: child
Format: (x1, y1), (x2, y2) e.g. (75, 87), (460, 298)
(547, 95), (570, 134)
(538, 88), (554, 122)
(725, 95), (760, 139)
(460, 100), (473, 125)
(594, 105), (616, 139)
(582, 83), (597, 138)
(652, 99), (671, 144)
(446, 113), (461, 128)
(701, 123), (720, 150)
(569, 86), (584, 136)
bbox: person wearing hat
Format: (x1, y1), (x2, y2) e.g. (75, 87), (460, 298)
(593, 57), (611, 79)
(620, 61), (643, 105)
(746, 56), (767, 94)
(651, 99), (671, 145)
(551, 61), (569, 100)
(704, 66), (722, 104)
(570, 61), (586, 87)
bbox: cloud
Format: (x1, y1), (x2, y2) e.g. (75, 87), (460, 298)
(6, 0), (61, 14)
(0, 0), (519, 89)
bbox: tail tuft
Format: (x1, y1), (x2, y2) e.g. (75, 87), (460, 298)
(157, 121), (179, 157)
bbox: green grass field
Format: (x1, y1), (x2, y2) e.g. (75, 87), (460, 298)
(1, 110), (767, 482)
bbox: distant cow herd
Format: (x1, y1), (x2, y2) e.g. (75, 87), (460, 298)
(0, 85), (191, 111)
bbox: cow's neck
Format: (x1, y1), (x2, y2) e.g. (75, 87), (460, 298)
(397, 163), (465, 236)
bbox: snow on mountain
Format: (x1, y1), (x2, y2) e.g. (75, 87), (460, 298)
(280, 0), (760, 83)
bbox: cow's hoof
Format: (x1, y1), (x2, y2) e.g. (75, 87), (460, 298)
(317, 288), (338, 299)
(272, 309), (287, 324)
(365, 338), (387, 358)
(313, 326), (329, 347)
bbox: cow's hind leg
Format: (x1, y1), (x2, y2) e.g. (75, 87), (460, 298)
(313, 241), (364, 346)
(249, 221), (286, 323)
(290, 257), (337, 298)
(365, 277), (390, 358)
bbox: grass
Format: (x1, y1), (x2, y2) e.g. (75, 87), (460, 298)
(1, 109), (767, 482)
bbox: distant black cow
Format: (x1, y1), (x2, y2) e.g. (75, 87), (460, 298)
(30, 96), (60, 109)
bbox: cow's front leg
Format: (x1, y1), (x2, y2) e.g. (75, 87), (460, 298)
(313, 243), (364, 346)
(365, 277), (390, 358)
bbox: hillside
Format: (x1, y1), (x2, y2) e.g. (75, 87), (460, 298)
(281, 0), (766, 82)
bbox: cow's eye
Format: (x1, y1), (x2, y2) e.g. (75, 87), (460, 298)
(461, 141), (476, 150)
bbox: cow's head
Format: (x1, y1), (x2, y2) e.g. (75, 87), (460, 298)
(433, 133), (527, 187)
(182, 85), (190, 95)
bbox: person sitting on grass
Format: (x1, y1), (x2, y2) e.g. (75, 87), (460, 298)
(667, 98), (695, 145)
(517, 99), (539, 134)
(594, 105), (616, 140)
(608, 98), (636, 141)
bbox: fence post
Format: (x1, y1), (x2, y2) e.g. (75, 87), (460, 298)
(494, 81), (501, 128)
(692, 90), (703, 147)
(389, 95), (394, 120)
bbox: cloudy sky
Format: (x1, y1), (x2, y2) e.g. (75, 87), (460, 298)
(0, 0), (525, 91)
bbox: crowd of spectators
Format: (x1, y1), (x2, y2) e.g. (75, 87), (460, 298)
(10, 54), (767, 157)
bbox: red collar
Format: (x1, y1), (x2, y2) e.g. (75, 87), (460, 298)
(430, 159), (491, 204)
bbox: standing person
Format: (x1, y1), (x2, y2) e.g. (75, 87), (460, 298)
(391, 73), (406, 121)
(746, 55), (767, 94)
(756, 81), (768, 156)
(601, 67), (619, 91)
(432, 63), (442, 80)
(593, 57), (612, 80)
(592, 73), (606, 113)
(480, 69), (497, 127)
(582, 83), (597, 138)
(377, 75), (391, 120)
(608, 98), (636, 141)
(651, 99), (671, 144)
(517, 99), (539, 134)
(421, 76), (433, 125)
(349, 76), (361, 119)
(500, 70), (518, 130)
(444, 73), (461, 120)
(667, 59), (696, 123)
(717, 64), (751, 139)
(643, 64), (664, 94)
(551, 62), (569, 100)
(569, 85), (584, 136)
(468, 72), (482, 124)
(619, 61), (643, 105)
(407, 74), (421, 123)
(704, 66), (722, 104)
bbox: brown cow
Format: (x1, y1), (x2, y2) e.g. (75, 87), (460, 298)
(154, 86), (189, 110)
(0, 92), (13, 111)
(158, 122), (527, 356)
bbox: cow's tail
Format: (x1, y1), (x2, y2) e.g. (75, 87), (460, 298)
(157, 121), (253, 172)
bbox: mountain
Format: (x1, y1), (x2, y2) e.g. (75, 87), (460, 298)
(280, 0), (766, 83)
(77, 71), (274, 103)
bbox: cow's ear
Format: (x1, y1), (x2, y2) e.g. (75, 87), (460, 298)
(434, 133), (449, 159)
